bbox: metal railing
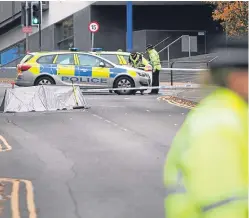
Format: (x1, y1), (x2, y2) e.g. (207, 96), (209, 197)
(158, 35), (192, 68)
(153, 36), (170, 49)
(165, 57), (218, 86)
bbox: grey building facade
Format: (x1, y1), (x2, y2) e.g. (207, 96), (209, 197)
(0, 1), (223, 68)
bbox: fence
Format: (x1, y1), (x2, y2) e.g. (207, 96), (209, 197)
(158, 59), (217, 87)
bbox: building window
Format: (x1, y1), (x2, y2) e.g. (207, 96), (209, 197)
(58, 36), (74, 50)
(0, 41), (26, 66)
(57, 16), (74, 50)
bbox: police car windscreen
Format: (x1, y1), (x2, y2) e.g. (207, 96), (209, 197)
(122, 55), (129, 63)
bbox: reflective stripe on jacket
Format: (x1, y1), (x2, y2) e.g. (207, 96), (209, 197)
(164, 87), (248, 218)
(148, 49), (161, 71)
(129, 54), (143, 68)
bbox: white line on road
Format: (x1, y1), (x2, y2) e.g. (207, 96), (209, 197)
(90, 105), (125, 108)
(92, 114), (103, 119)
(91, 113), (129, 132)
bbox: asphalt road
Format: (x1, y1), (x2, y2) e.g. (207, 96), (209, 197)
(0, 86), (189, 218)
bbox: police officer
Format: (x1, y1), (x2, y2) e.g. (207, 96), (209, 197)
(128, 51), (144, 68)
(146, 44), (161, 94)
(128, 51), (146, 95)
(163, 37), (248, 218)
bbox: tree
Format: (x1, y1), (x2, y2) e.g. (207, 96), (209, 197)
(208, 1), (248, 36)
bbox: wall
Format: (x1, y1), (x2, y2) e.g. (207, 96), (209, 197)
(0, 2), (12, 24)
(28, 25), (55, 52)
(0, 1), (94, 51)
(91, 5), (126, 51)
(0, 1), (21, 24)
(134, 30), (209, 61)
(91, 4), (222, 53)
(73, 7), (92, 51)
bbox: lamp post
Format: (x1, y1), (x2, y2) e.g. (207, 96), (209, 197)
(126, 1), (133, 52)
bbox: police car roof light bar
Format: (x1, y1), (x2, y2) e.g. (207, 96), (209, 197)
(69, 48), (79, 51)
(92, 48), (103, 52)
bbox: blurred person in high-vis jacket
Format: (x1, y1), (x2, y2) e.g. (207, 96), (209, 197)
(163, 37), (248, 218)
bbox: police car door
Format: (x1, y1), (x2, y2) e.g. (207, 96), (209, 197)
(76, 54), (110, 88)
(54, 53), (77, 85)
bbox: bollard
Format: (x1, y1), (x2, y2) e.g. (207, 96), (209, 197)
(11, 82), (15, 89)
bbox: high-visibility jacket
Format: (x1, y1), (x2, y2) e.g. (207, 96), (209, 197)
(148, 49), (161, 71)
(164, 87), (248, 218)
(128, 53), (144, 68)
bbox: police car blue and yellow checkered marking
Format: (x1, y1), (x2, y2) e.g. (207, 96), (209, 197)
(92, 67), (109, 78)
(57, 64), (75, 76)
(110, 68), (126, 78)
(40, 64), (57, 75)
(28, 64), (40, 75)
(75, 66), (92, 77)
(33, 64), (136, 80)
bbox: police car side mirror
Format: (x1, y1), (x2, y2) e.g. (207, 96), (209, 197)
(99, 62), (105, 67)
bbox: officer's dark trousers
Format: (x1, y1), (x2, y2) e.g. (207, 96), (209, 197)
(151, 70), (160, 93)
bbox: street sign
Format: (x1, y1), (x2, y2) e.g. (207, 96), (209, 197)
(22, 26), (32, 33)
(88, 21), (99, 50)
(88, 21), (99, 33)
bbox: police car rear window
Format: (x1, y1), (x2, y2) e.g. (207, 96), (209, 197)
(37, 55), (55, 64)
(20, 54), (33, 64)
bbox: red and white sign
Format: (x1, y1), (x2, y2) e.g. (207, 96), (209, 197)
(88, 21), (99, 33)
(22, 26), (32, 33)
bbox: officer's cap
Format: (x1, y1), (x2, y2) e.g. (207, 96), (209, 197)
(130, 50), (140, 55)
(210, 36), (248, 70)
(146, 44), (154, 50)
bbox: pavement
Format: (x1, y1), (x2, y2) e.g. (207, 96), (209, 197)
(0, 85), (189, 218)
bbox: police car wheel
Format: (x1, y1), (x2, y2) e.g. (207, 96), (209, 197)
(114, 76), (135, 95)
(35, 76), (55, 86)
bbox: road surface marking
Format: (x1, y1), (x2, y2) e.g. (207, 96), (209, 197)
(0, 178), (37, 218)
(92, 114), (103, 119)
(91, 113), (130, 132)
(23, 180), (37, 218)
(0, 135), (12, 152)
(11, 180), (20, 218)
(157, 96), (195, 109)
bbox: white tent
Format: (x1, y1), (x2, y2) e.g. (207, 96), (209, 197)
(0, 85), (89, 113)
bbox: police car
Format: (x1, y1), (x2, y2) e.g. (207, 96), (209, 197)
(90, 49), (153, 73)
(15, 49), (151, 95)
